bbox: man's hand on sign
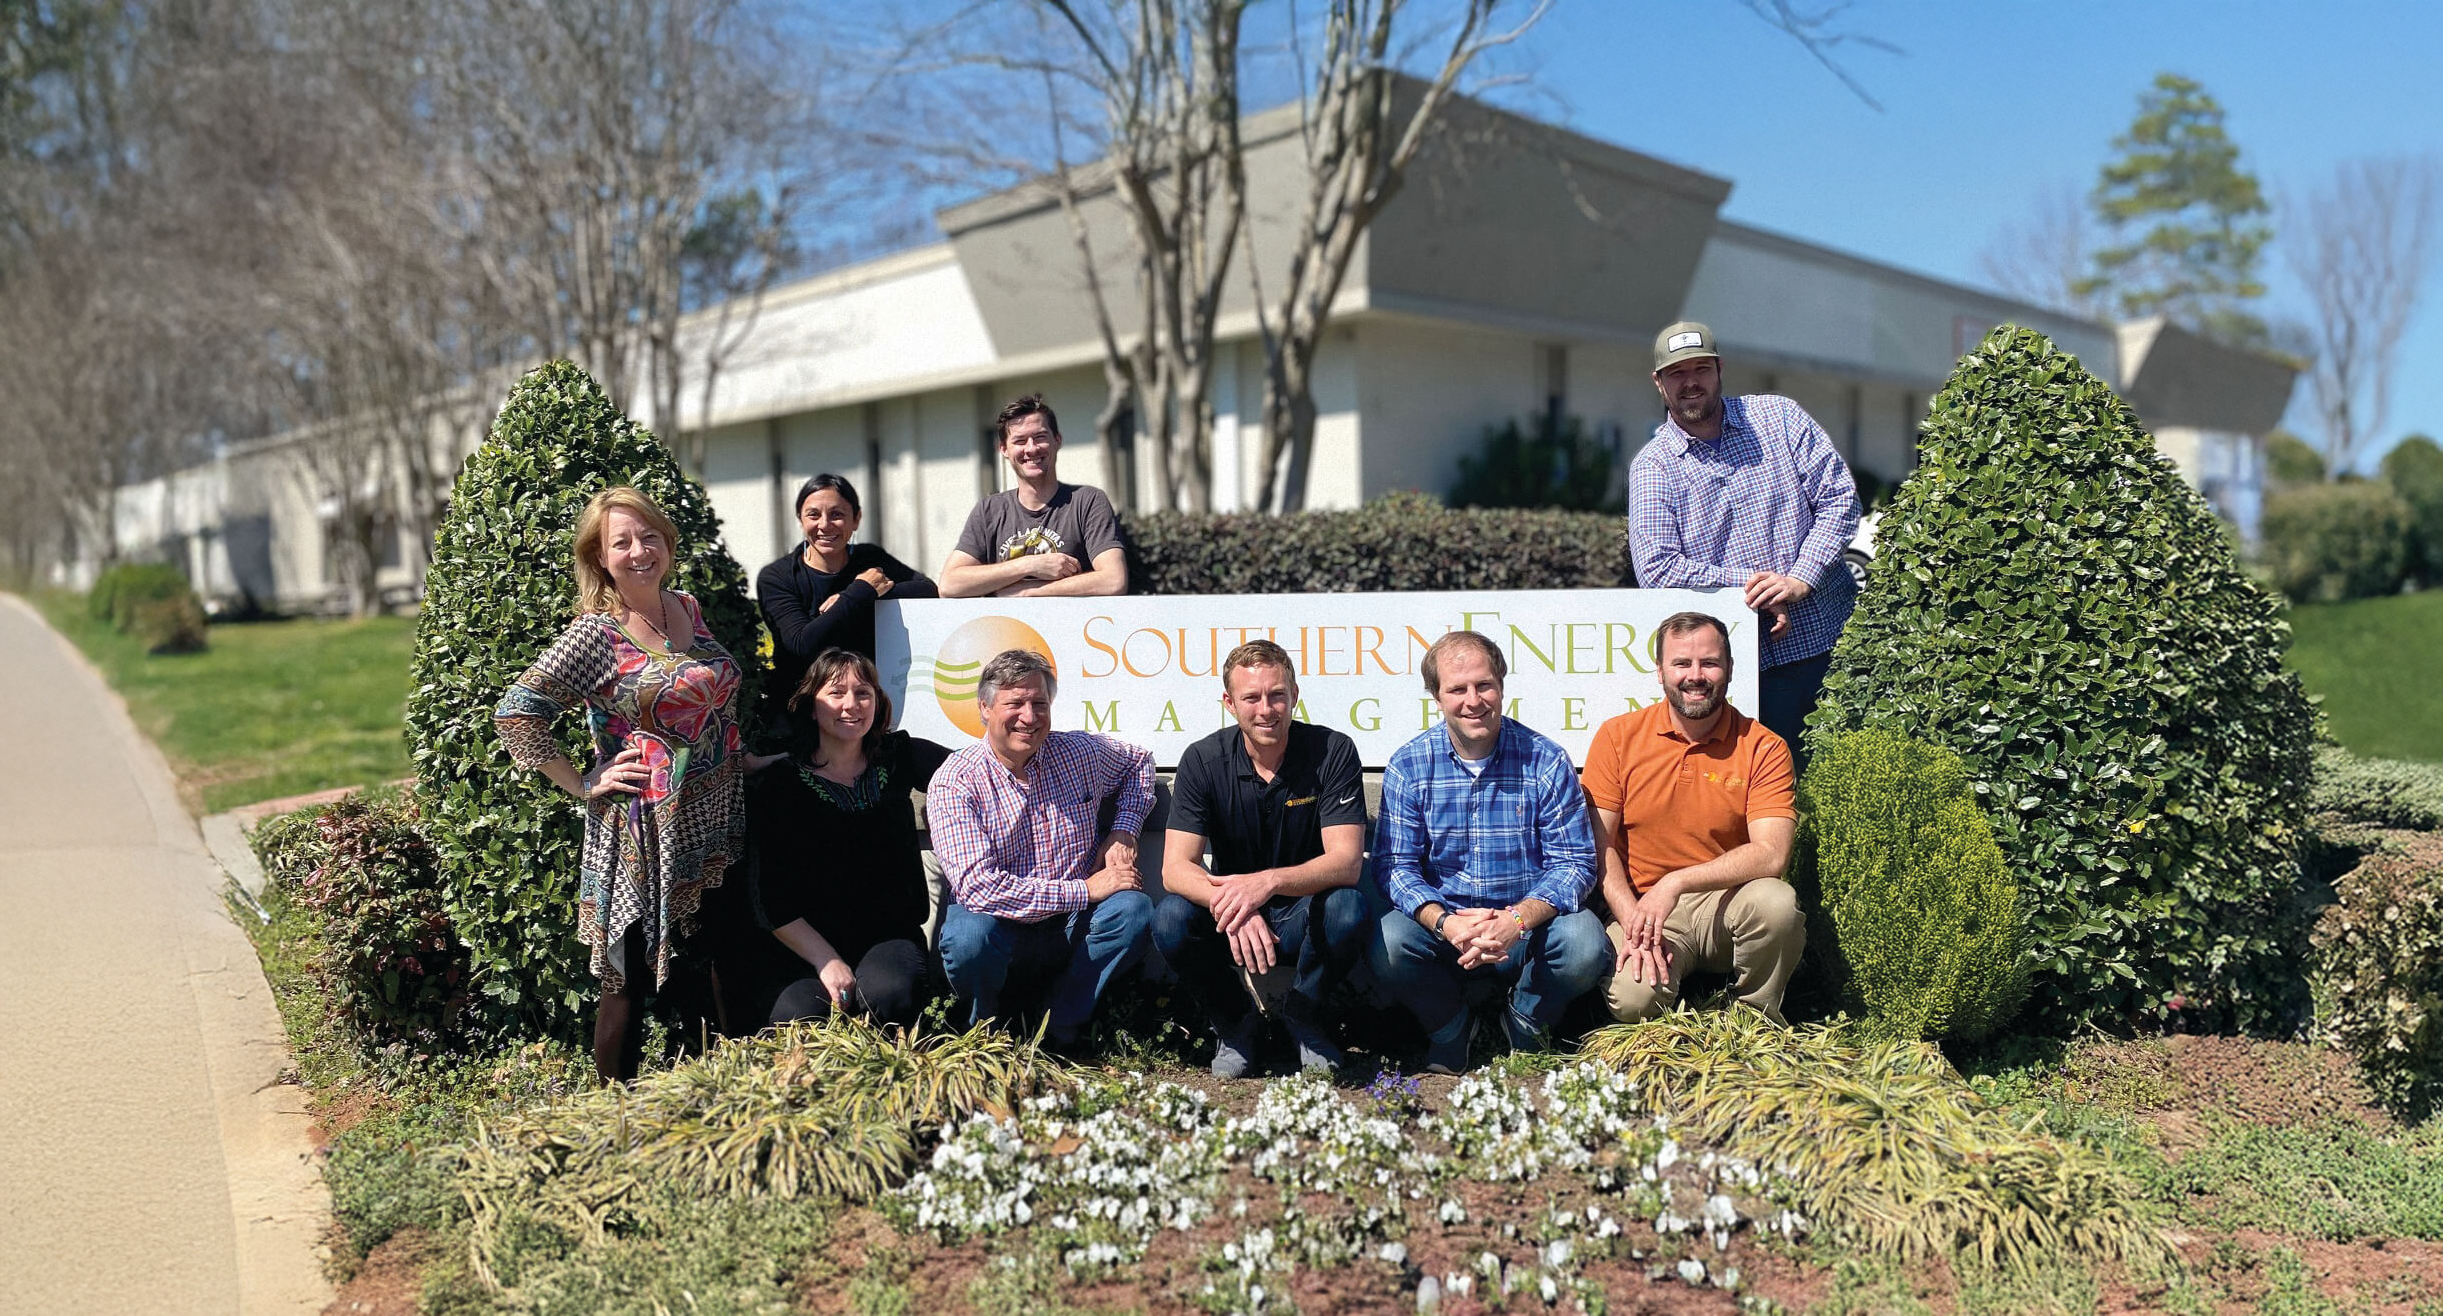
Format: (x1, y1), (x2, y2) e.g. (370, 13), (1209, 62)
(1226, 915), (1278, 974)
(1760, 603), (1791, 638)
(1208, 870), (1279, 932)
(1744, 570), (1812, 611)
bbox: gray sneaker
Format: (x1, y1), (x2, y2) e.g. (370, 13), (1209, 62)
(1210, 1015), (1264, 1079)
(1284, 1019), (1346, 1075)
(1503, 1008), (1549, 1054)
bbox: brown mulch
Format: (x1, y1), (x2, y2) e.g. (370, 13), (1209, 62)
(321, 1228), (435, 1316)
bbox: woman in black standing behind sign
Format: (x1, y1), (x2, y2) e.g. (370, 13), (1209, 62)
(756, 474), (935, 737)
(749, 648), (952, 1027)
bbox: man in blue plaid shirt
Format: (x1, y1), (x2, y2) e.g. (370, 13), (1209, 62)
(1630, 321), (1862, 764)
(1367, 631), (1609, 1073)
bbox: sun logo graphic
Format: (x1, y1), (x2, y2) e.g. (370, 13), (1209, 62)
(908, 615), (1057, 738)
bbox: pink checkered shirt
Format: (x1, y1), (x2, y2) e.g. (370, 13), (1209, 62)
(926, 731), (1156, 922)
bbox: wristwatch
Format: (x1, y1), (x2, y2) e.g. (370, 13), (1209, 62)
(1432, 907), (1453, 939)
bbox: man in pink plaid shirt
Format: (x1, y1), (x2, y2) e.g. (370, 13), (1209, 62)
(928, 648), (1156, 1048)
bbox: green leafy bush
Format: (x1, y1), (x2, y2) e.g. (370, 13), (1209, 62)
(2311, 846), (2443, 1121)
(2311, 745), (2443, 831)
(2265, 429), (2326, 492)
(254, 792), (464, 1043)
(405, 361), (763, 1038)
(90, 561), (207, 652)
(2259, 481), (2412, 602)
(1798, 730), (2029, 1041)
(2381, 435), (2443, 586)
(1124, 491), (1629, 594)
(1449, 413), (1615, 511)
(1810, 325), (2318, 1034)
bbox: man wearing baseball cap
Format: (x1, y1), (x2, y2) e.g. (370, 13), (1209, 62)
(1627, 322), (1861, 768)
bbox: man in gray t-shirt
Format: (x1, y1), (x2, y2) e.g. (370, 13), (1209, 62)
(941, 393), (1130, 598)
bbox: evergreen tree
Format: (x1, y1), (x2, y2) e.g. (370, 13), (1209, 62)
(1810, 326), (2316, 1034)
(2078, 72), (2272, 346)
(406, 361), (763, 1037)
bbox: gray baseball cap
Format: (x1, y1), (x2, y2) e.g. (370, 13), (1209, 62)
(1652, 321), (1720, 371)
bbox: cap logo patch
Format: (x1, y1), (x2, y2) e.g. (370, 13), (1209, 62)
(1667, 331), (1706, 352)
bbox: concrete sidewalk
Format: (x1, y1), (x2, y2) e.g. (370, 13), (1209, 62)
(0, 594), (331, 1315)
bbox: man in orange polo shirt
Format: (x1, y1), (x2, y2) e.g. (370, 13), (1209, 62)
(1580, 611), (1806, 1024)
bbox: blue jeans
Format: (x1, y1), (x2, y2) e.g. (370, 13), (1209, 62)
(938, 892), (1154, 1040)
(1368, 906), (1609, 1038)
(1151, 887), (1369, 1030)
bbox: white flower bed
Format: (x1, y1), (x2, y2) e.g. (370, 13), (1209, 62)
(888, 1061), (1810, 1309)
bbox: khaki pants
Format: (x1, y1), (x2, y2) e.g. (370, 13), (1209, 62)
(1603, 878), (1805, 1026)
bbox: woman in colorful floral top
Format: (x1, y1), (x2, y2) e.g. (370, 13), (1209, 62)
(495, 486), (780, 1082)
(746, 648), (952, 1029)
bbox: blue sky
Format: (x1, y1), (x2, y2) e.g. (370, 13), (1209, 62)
(1517, 0), (2443, 470)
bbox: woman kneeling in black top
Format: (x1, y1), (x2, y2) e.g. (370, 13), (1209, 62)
(749, 648), (952, 1027)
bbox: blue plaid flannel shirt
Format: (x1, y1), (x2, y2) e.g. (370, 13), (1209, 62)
(1375, 719), (1595, 918)
(1628, 394), (1862, 668)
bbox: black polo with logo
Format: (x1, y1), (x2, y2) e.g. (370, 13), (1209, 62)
(1169, 721), (1369, 875)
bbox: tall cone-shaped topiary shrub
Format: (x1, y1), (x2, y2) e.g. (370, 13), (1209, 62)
(407, 361), (764, 1037)
(1809, 326), (2316, 1034)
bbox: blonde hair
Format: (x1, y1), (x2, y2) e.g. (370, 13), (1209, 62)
(572, 486), (681, 615)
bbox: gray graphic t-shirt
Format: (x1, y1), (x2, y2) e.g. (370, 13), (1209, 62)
(953, 484), (1123, 591)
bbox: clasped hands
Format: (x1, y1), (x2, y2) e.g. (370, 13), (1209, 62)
(1208, 870), (1284, 974)
(1083, 831), (1142, 902)
(1614, 881), (1682, 987)
(1743, 570), (1809, 639)
(815, 567), (896, 613)
(1439, 905), (1528, 969)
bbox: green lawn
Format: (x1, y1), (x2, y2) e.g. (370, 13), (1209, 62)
(2287, 590), (2443, 764)
(31, 591), (416, 812)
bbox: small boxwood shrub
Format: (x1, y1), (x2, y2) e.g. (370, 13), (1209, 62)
(405, 361), (763, 1038)
(254, 792), (464, 1044)
(2312, 846), (2443, 1121)
(2312, 746), (2443, 832)
(1797, 730), (2029, 1041)
(2259, 481), (2412, 602)
(1811, 326), (2318, 1034)
(1124, 491), (1630, 594)
(90, 561), (207, 653)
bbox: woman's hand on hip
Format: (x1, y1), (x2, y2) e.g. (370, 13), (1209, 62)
(581, 743), (650, 800)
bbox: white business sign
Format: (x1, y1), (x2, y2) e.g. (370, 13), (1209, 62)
(875, 589), (1759, 767)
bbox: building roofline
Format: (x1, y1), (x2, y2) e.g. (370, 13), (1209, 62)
(1707, 218), (2114, 338)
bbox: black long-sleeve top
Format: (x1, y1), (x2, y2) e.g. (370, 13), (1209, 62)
(745, 731), (954, 964)
(756, 542), (935, 733)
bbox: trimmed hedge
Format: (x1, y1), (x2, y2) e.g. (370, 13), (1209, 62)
(405, 361), (762, 1038)
(2259, 481), (2411, 602)
(1123, 491), (1629, 594)
(2311, 745), (2443, 832)
(90, 560), (207, 653)
(2313, 846), (2443, 1121)
(1810, 325), (2318, 1034)
(253, 791), (464, 1044)
(1798, 730), (2029, 1041)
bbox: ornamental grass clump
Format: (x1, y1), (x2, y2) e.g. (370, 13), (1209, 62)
(455, 1019), (1057, 1287)
(1810, 325), (2317, 1034)
(2311, 848), (2443, 1121)
(406, 361), (763, 1037)
(1799, 730), (2030, 1041)
(1577, 1009), (2165, 1271)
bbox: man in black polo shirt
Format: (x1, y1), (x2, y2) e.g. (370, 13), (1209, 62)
(1154, 640), (1370, 1077)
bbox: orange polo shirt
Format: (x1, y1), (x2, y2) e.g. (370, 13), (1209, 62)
(1580, 702), (1796, 895)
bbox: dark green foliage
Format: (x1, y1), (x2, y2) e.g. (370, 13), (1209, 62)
(2258, 481), (2411, 602)
(1810, 325), (2317, 1034)
(1798, 731), (2029, 1041)
(1449, 413), (1615, 511)
(1124, 491), (1630, 594)
(2312, 848), (2443, 1121)
(90, 560), (207, 652)
(2265, 430), (2326, 492)
(254, 792), (465, 1043)
(2311, 746), (2443, 831)
(405, 361), (763, 1037)
(2380, 435), (2443, 585)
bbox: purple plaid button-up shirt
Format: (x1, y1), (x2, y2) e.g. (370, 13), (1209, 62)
(926, 730), (1156, 922)
(1628, 393), (1862, 669)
